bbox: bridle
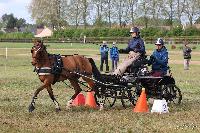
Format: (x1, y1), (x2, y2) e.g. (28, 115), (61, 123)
(31, 44), (45, 66)
(31, 44), (43, 59)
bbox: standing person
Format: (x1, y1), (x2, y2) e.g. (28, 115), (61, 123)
(183, 42), (192, 70)
(100, 41), (109, 72)
(113, 27), (145, 76)
(110, 42), (119, 71)
(148, 38), (168, 77)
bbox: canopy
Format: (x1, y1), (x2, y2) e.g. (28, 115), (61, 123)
(34, 27), (53, 38)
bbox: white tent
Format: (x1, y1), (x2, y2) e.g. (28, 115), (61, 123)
(34, 27), (53, 38)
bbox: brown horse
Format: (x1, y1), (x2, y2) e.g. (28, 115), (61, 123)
(29, 40), (100, 112)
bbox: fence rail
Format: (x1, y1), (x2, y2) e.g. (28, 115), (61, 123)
(0, 37), (200, 44)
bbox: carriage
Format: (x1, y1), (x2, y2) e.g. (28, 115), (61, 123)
(29, 41), (182, 112)
(93, 56), (182, 108)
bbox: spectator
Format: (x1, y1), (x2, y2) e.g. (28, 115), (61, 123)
(100, 41), (109, 72)
(113, 27), (145, 76)
(110, 42), (119, 71)
(148, 38), (168, 77)
(183, 42), (192, 70)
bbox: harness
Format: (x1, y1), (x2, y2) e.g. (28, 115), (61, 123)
(34, 54), (63, 83)
(34, 67), (52, 75)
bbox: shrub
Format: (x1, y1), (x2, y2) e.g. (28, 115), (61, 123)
(0, 32), (33, 39)
(192, 46), (197, 49)
(141, 27), (160, 37)
(166, 27), (183, 37)
(184, 27), (200, 36)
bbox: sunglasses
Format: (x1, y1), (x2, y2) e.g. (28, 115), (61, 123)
(155, 44), (162, 46)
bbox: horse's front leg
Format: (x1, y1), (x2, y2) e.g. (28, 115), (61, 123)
(66, 79), (82, 108)
(28, 84), (46, 112)
(47, 85), (61, 112)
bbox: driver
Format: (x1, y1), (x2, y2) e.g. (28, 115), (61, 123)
(148, 38), (168, 77)
(113, 27), (145, 76)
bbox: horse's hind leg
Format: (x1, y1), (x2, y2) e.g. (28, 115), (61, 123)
(82, 77), (98, 94)
(28, 84), (45, 112)
(47, 85), (61, 112)
(67, 79), (82, 108)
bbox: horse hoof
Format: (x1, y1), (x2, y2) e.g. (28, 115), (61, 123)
(28, 104), (35, 112)
(56, 108), (61, 112)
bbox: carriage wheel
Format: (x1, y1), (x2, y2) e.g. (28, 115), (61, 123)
(121, 88), (136, 108)
(162, 84), (182, 104)
(132, 83), (142, 102)
(94, 87), (117, 107)
(104, 88), (117, 107)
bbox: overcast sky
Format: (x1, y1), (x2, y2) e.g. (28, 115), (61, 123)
(0, 0), (34, 24)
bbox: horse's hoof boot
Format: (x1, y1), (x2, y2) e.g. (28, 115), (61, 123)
(56, 108), (61, 112)
(28, 104), (35, 112)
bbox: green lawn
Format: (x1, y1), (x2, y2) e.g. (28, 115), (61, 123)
(0, 42), (200, 133)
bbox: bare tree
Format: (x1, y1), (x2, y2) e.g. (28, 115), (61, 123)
(127, 0), (138, 26)
(65, 0), (82, 28)
(174, 0), (186, 25)
(149, 0), (162, 26)
(184, 0), (200, 26)
(113, 0), (127, 28)
(138, 0), (151, 28)
(81, 0), (90, 29)
(104, 0), (113, 28)
(92, 0), (107, 27)
(28, 0), (64, 29)
(160, 0), (176, 26)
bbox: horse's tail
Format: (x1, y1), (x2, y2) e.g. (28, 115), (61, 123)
(88, 58), (101, 79)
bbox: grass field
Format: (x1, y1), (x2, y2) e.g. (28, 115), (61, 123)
(0, 42), (200, 133)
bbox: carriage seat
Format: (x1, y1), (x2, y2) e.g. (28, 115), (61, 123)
(125, 55), (148, 74)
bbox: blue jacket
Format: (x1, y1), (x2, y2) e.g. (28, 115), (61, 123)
(100, 45), (109, 59)
(150, 47), (168, 74)
(125, 36), (145, 54)
(110, 46), (119, 60)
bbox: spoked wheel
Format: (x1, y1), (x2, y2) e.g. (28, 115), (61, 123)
(161, 84), (182, 104)
(104, 88), (117, 107)
(132, 83), (143, 103)
(121, 87), (136, 108)
(94, 86), (117, 107)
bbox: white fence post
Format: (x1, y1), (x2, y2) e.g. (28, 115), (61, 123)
(6, 47), (7, 59)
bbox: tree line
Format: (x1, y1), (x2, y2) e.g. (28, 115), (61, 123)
(28, 0), (200, 29)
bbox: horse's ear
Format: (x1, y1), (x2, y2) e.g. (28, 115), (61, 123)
(41, 40), (44, 45)
(44, 45), (48, 49)
(33, 39), (37, 45)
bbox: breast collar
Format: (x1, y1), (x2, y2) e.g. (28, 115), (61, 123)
(34, 67), (52, 75)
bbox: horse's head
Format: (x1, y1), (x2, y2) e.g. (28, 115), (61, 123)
(31, 40), (46, 66)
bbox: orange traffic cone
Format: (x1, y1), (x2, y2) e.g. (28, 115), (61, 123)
(133, 88), (149, 113)
(72, 93), (85, 106)
(85, 91), (97, 108)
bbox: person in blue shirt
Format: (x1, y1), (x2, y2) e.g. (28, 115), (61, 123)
(110, 42), (119, 71)
(148, 38), (168, 77)
(119, 27), (145, 55)
(100, 41), (109, 72)
(113, 27), (145, 75)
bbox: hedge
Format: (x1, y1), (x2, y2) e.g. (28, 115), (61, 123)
(1, 27), (200, 39)
(0, 32), (34, 39)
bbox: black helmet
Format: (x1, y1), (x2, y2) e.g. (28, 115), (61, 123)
(155, 38), (164, 45)
(130, 27), (140, 33)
